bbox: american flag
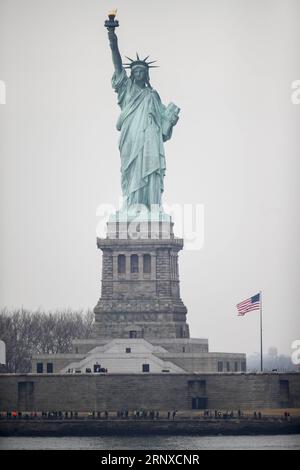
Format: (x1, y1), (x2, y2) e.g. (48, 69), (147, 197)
(237, 293), (260, 316)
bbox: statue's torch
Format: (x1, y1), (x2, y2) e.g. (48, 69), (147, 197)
(104, 9), (119, 30)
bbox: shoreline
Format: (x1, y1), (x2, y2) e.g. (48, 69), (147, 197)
(1, 418), (299, 437)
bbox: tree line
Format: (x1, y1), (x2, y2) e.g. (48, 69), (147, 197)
(0, 308), (94, 373)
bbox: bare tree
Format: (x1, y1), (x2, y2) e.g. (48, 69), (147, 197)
(0, 308), (94, 373)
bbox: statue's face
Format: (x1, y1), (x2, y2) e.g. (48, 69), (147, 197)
(132, 66), (147, 84)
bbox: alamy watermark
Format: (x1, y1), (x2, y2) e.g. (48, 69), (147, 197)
(291, 340), (300, 365)
(291, 80), (300, 104)
(96, 199), (204, 251)
(0, 80), (6, 104)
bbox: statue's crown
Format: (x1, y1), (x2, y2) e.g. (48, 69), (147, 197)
(123, 53), (158, 70)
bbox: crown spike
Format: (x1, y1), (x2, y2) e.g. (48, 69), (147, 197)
(123, 53), (158, 70)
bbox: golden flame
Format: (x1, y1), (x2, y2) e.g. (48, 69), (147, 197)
(108, 8), (117, 17)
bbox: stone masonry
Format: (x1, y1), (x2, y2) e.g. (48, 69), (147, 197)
(1, 373), (299, 412)
(31, 216), (247, 374)
(94, 220), (190, 340)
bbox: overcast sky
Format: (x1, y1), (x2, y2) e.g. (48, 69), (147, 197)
(0, 0), (299, 356)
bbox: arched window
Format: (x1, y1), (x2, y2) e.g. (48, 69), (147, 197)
(180, 326), (187, 338)
(118, 254), (126, 273)
(143, 254), (151, 273)
(129, 330), (137, 338)
(130, 254), (139, 273)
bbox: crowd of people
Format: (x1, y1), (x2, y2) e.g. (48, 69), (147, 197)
(203, 409), (263, 419)
(0, 409), (293, 421)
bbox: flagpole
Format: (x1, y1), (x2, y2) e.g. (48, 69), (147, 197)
(260, 290), (263, 372)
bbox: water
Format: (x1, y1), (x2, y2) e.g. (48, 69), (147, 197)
(0, 434), (299, 450)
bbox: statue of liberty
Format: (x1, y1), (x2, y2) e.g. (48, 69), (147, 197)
(106, 11), (180, 214)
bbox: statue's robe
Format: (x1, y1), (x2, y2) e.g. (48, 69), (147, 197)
(112, 68), (176, 209)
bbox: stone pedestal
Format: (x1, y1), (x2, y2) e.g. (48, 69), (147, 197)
(94, 216), (189, 340)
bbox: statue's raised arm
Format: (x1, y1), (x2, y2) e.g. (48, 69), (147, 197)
(108, 29), (122, 76)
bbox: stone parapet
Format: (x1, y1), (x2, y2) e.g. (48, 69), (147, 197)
(1, 373), (299, 412)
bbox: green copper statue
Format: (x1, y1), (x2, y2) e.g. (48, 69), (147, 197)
(106, 12), (180, 213)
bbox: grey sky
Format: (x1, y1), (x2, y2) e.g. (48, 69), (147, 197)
(0, 0), (299, 356)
